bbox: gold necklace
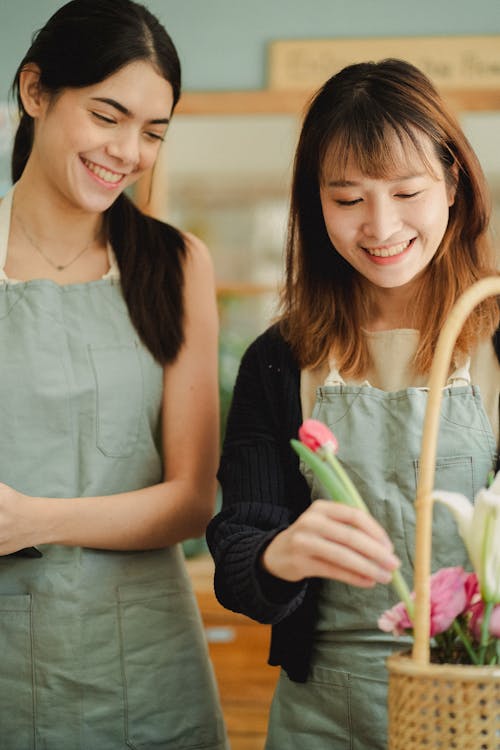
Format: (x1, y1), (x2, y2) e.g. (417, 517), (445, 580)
(15, 214), (97, 271)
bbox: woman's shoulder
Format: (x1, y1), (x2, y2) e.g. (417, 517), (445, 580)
(244, 323), (298, 369)
(181, 231), (213, 269)
(233, 325), (302, 408)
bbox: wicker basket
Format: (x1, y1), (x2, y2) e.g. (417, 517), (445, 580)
(387, 277), (500, 750)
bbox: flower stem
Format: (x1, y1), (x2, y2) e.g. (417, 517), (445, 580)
(291, 441), (355, 507)
(292, 440), (414, 619)
(452, 619), (479, 665)
(479, 600), (495, 665)
(325, 454), (414, 616)
(325, 454), (368, 512)
(391, 568), (414, 620)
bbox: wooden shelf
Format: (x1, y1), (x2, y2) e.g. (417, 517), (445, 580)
(177, 89), (312, 115)
(176, 87), (500, 115)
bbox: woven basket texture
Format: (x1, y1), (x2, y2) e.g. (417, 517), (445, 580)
(388, 653), (500, 749)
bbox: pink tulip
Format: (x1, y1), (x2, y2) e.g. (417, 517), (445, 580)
(378, 600), (413, 636)
(378, 567), (468, 637)
(464, 572), (480, 607)
(298, 419), (338, 455)
(489, 606), (500, 637)
(468, 598), (500, 640)
(428, 567), (468, 635)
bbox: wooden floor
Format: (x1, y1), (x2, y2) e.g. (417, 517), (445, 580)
(186, 554), (278, 750)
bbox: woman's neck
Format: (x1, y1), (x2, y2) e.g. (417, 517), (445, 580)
(364, 282), (419, 332)
(12, 171), (104, 253)
(5, 173), (110, 284)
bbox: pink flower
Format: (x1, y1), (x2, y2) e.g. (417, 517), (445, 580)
(298, 419), (338, 455)
(489, 606), (500, 637)
(378, 567), (468, 637)
(468, 596), (500, 640)
(378, 600), (413, 636)
(464, 572), (480, 607)
(428, 567), (468, 635)
(463, 572), (483, 639)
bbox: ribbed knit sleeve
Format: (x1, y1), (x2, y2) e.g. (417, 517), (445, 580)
(206, 326), (313, 625)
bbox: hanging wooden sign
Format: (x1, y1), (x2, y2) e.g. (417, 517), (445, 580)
(268, 36), (500, 91)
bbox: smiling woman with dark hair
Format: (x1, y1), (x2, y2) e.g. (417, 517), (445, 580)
(0, 2), (227, 748)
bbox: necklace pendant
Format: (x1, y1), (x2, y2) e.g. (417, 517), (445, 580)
(15, 213), (96, 271)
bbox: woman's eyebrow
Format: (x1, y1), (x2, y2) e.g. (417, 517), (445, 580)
(90, 96), (170, 124)
(326, 173), (427, 188)
(328, 179), (358, 187)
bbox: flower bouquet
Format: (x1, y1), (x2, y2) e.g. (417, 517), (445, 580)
(293, 420), (500, 667)
(292, 276), (500, 749)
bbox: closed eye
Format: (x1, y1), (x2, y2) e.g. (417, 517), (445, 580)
(91, 111), (116, 125)
(395, 191), (421, 199)
(144, 131), (165, 142)
(335, 198), (362, 206)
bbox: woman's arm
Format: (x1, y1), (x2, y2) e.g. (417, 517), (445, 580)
(207, 328), (399, 624)
(207, 328), (313, 624)
(0, 234), (219, 553)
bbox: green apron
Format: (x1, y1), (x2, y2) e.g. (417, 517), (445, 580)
(266, 357), (496, 750)
(0, 188), (228, 750)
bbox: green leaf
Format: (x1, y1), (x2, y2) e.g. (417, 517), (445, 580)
(290, 440), (357, 507)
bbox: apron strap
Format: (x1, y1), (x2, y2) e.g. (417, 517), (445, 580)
(324, 354), (472, 388)
(324, 357), (345, 386)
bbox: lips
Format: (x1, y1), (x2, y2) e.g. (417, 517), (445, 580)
(81, 157), (124, 185)
(362, 239), (413, 258)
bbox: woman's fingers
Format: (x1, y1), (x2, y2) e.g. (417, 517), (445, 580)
(309, 500), (394, 551)
(261, 499), (401, 585)
(303, 501), (399, 570)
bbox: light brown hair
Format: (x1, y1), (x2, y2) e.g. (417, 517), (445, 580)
(279, 58), (499, 376)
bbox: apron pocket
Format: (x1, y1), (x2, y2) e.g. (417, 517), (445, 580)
(118, 581), (226, 750)
(413, 455), (473, 570)
(268, 665), (389, 750)
(89, 343), (144, 458)
(266, 666), (351, 749)
(0, 594), (35, 750)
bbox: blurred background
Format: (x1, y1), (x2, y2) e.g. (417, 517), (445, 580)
(1, 3), (500, 746)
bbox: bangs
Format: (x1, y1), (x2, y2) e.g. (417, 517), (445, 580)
(320, 119), (440, 185)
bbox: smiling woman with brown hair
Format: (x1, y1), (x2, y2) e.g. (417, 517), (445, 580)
(207, 59), (500, 749)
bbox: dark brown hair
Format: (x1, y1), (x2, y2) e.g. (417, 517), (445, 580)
(11, 0), (186, 364)
(279, 58), (499, 375)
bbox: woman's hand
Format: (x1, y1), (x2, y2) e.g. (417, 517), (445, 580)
(261, 499), (400, 588)
(0, 482), (40, 555)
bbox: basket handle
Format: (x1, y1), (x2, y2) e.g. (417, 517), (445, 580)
(412, 276), (500, 664)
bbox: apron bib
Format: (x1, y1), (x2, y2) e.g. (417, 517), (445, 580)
(0, 188), (228, 750)
(266, 357), (496, 750)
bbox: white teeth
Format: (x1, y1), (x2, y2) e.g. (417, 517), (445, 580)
(83, 159), (123, 184)
(364, 240), (412, 258)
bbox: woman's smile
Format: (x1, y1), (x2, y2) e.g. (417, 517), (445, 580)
(80, 157), (125, 188)
(361, 237), (416, 264)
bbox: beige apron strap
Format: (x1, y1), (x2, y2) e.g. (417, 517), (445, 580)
(325, 355), (346, 386)
(324, 353), (472, 389)
(446, 356), (471, 386)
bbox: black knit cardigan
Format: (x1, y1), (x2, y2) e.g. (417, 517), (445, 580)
(206, 324), (500, 683)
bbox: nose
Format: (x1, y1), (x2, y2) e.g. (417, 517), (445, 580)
(106, 128), (141, 168)
(362, 197), (402, 242)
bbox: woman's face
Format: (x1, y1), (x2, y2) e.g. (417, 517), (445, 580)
(25, 60), (174, 214)
(319, 132), (456, 293)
